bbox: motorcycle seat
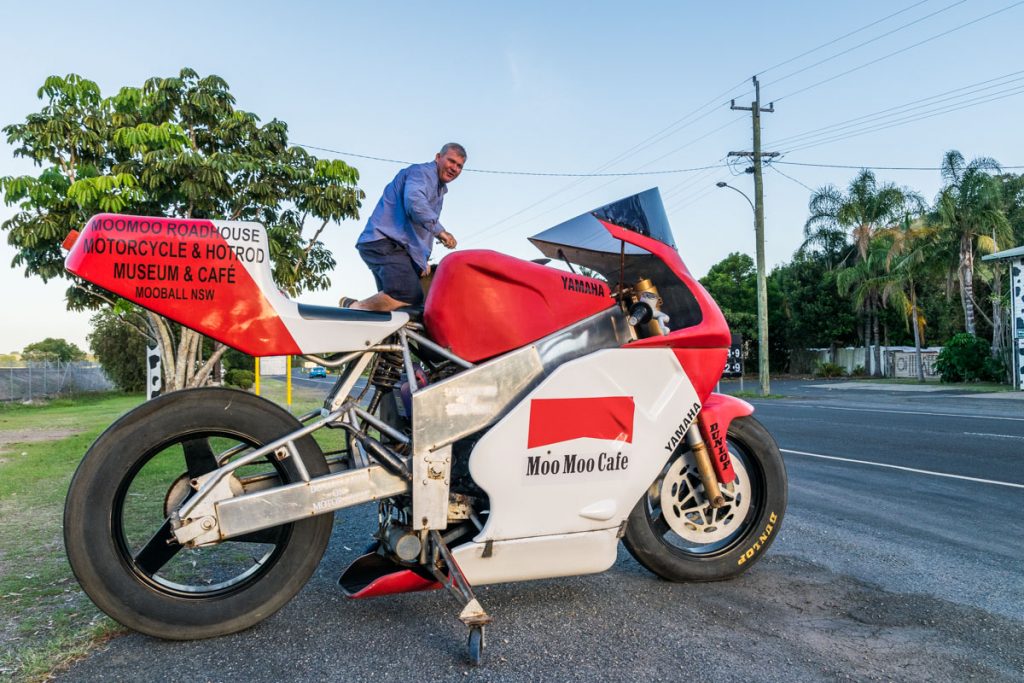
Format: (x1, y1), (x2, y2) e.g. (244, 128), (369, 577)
(296, 303), (393, 322)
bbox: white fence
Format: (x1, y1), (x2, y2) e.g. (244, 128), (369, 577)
(0, 361), (114, 402)
(802, 346), (942, 379)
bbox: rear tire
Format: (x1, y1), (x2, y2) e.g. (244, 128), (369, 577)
(623, 415), (786, 581)
(64, 388), (333, 640)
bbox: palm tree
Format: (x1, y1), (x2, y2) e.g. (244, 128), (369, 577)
(880, 217), (940, 382)
(835, 240), (890, 376)
(933, 150), (1011, 336)
(804, 170), (924, 375)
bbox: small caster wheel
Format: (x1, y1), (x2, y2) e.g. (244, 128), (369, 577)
(467, 625), (485, 666)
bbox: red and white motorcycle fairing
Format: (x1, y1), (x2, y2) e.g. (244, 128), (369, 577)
(457, 348), (699, 583)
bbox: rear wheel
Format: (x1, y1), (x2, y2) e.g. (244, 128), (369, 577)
(64, 388), (333, 639)
(623, 415), (786, 581)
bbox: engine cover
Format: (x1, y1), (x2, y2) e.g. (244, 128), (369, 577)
(424, 250), (614, 362)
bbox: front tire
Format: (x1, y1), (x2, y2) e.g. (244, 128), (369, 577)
(64, 388), (333, 640)
(623, 415), (786, 581)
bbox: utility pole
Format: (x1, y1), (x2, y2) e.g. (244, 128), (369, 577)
(728, 76), (777, 397)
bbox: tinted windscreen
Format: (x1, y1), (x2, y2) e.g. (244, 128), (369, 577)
(590, 187), (676, 248)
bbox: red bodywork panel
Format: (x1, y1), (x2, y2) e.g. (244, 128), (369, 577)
(598, 219), (731, 350)
(64, 214), (299, 356)
(527, 397), (635, 448)
(697, 393), (753, 484)
(424, 250), (614, 362)
(596, 218), (737, 482)
(345, 569), (440, 599)
(597, 219), (730, 405)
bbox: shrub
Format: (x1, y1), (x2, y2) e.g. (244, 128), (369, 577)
(849, 365), (867, 377)
(934, 333), (1003, 383)
(224, 369), (255, 390)
(814, 361), (847, 378)
(88, 311), (149, 392)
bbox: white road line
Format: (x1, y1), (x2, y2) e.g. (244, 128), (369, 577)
(791, 405), (1024, 422)
(781, 448), (1024, 489)
(964, 432), (1024, 440)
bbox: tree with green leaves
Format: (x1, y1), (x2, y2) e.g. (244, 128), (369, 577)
(932, 150), (1011, 338)
(997, 172), (1024, 245)
(699, 252), (757, 345)
(768, 251), (858, 368)
(88, 308), (150, 391)
(878, 217), (941, 382)
(2, 70), (363, 390)
(804, 169), (924, 376)
(835, 239), (890, 376)
(21, 337), (86, 363)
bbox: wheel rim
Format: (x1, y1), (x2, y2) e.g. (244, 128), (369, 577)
(111, 430), (294, 599)
(645, 435), (764, 557)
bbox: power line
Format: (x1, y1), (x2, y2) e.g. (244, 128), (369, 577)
(764, 0), (966, 89)
(660, 165), (725, 201)
(293, 143), (725, 177)
(756, 0), (936, 77)
(773, 0), (1024, 103)
(766, 70), (1024, 148)
(460, 157), (728, 247)
(444, 79), (751, 241)
(774, 160), (1024, 171)
(298, 73), (1024, 186)
(767, 162), (816, 192)
(299, 3), (956, 237)
(665, 184), (719, 213)
(461, 117), (744, 246)
(781, 84), (1024, 153)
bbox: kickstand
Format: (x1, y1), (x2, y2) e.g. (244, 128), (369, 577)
(424, 530), (491, 665)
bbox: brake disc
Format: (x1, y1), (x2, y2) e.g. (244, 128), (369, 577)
(658, 450), (751, 544)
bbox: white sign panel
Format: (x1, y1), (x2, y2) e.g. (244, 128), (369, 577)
(259, 355), (287, 376)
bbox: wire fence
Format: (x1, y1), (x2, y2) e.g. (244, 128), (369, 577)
(0, 361), (115, 402)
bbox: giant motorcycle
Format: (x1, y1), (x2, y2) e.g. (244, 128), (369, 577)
(62, 189), (787, 664)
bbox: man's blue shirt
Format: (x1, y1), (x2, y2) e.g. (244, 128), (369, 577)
(357, 161), (448, 272)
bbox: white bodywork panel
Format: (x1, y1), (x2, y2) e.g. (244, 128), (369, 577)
(215, 219), (408, 353)
(453, 528), (621, 585)
(457, 348), (701, 583)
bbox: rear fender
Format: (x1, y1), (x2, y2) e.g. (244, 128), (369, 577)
(697, 393), (753, 485)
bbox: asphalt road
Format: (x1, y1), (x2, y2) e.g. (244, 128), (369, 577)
(57, 380), (1024, 682)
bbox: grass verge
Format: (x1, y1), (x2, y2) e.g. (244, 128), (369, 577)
(0, 393), (142, 682)
(731, 391), (788, 400)
(839, 378), (1012, 392)
(0, 381), (340, 681)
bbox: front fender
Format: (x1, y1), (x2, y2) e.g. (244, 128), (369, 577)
(698, 393), (754, 485)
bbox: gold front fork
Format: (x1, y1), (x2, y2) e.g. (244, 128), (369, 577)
(685, 424), (725, 508)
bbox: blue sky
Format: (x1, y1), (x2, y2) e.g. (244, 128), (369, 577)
(2, 0), (1023, 352)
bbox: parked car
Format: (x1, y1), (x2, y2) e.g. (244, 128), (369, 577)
(309, 366), (327, 378)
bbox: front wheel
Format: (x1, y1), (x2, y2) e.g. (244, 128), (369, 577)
(623, 415), (787, 581)
(64, 388), (333, 640)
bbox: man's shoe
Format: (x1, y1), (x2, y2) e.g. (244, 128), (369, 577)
(339, 296), (357, 308)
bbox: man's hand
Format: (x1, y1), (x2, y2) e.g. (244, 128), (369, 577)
(437, 230), (457, 249)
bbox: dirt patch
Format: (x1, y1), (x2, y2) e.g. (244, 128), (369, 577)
(0, 428), (83, 448)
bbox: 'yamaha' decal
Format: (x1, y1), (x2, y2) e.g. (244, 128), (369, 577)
(664, 402), (701, 452)
(560, 275), (605, 297)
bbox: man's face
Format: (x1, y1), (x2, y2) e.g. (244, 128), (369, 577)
(435, 150), (465, 184)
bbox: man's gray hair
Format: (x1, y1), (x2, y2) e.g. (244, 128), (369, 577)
(440, 142), (467, 159)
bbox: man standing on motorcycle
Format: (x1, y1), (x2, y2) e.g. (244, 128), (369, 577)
(341, 143), (465, 312)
